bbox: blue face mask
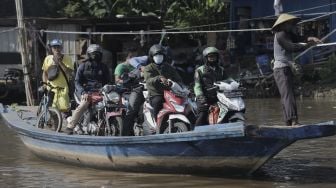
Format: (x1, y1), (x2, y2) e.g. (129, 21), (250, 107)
(153, 54), (164, 64)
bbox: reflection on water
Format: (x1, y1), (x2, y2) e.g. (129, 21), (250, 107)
(1, 98), (336, 188)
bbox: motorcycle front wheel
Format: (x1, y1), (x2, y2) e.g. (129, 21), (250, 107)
(107, 116), (123, 136)
(36, 107), (62, 132)
(162, 121), (188, 134)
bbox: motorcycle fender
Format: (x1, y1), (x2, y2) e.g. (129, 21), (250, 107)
(229, 112), (245, 122)
(217, 104), (228, 123)
(168, 114), (190, 124)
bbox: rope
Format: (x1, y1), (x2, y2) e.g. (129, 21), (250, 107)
(316, 42), (336, 47)
(0, 27), (19, 34)
(35, 27), (272, 36)
(298, 10), (336, 24)
(31, 9), (335, 36)
(294, 29), (336, 60)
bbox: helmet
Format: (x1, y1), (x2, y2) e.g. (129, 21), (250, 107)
(50, 39), (62, 47)
(148, 44), (166, 64)
(87, 44), (103, 54)
(202, 47), (219, 57)
(148, 44), (165, 57)
(202, 47), (219, 65)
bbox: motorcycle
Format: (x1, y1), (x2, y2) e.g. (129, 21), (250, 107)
(71, 84), (127, 136)
(207, 79), (246, 124)
(137, 80), (192, 135)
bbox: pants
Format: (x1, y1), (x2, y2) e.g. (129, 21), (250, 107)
(67, 97), (90, 129)
(274, 67), (298, 125)
(195, 97), (217, 126)
(150, 95), (165, 120)
(122, 88), (145, 136)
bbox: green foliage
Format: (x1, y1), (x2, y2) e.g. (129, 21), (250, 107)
(165, 0), (227, 29)
(58, 0), (228, 29)
(4, 0), (229, 31)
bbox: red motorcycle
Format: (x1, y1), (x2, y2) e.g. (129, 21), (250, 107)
(140, 80), (192, 135)
(72, 84), (127, 136)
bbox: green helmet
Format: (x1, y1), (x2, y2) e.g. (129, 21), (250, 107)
(202, 47), (219, 65)
(202, 47), (219, 57)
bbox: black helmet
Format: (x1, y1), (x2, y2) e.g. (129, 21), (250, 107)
(148, 44), (165, 57)
(202, 47), (219, 65)
(148, 44), (166, 64)
(87, 44), (103, 62)
(87, 44), (103, 54)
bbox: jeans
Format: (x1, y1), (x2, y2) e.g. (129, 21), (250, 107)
(195, 97), (217, 126)
(150, 95), (165, 119)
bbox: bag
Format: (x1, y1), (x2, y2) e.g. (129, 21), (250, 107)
(47, 64), (60, 81)
(289, 62), (303, 76)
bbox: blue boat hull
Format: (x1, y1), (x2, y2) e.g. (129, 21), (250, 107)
(1, 104), (336, 175)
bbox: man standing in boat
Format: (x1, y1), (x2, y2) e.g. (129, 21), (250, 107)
(65, 44), (110, 134)
(42, 39), (74, 116)
(272, 13), (321, 126)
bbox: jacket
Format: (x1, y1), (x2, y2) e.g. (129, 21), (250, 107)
(194, 65), (228, 98)
(143, 63), (182, 97)
(75, 60), (110, 96)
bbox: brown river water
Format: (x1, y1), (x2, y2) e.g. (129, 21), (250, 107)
(1, 98), (336, 188)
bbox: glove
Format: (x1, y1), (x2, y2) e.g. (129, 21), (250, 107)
(196, 95), (208, 105)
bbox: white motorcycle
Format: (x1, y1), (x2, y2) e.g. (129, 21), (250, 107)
(207, 79), (246, 124)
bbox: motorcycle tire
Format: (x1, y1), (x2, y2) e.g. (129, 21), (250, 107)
(36, 107), (62, 132)
(108, 116), (123, 136)
(162, 121), (188, 134)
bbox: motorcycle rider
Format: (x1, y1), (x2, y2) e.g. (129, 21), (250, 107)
(114, 48), (139, 86)
(143, 44), (183, 119)
(114, 48), (146, 136)
(65, 44), (110, 134)
(194, 47), (228, 126)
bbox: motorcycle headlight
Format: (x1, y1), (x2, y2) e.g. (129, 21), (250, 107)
(107, 91), (120, 103)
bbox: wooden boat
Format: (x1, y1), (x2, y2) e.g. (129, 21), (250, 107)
(1, 103), (336, 176)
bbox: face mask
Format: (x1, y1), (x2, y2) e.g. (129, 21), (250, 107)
(89, 52), (102, 62)
(153, 54), (164, 64)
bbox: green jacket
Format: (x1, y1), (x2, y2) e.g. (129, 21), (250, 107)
(144, 63), (182, 97)
(193, 65), (228, 97)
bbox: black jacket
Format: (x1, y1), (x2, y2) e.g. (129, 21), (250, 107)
(75, 60), (110, 96)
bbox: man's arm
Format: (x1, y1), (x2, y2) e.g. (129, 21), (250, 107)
(193, 69), (204, 97)
(129, 56), (148, 69)
(42, 71), (48, 83)
(114, 64), (123, 84)
(41, 56), (49, 84)
(74, 64), (85, 95)
(143, 65), (161, 89)
(276, 31), (306, 52)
